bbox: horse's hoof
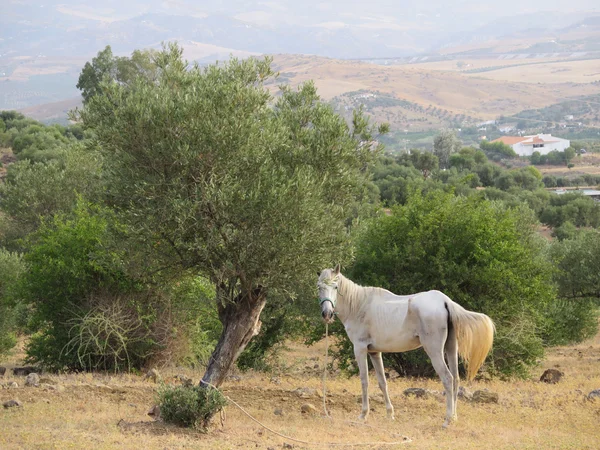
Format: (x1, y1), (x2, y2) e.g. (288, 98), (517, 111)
(358, 413), (368, 421)
(442, 420), (450, 429)
(388, 414), (395, 421)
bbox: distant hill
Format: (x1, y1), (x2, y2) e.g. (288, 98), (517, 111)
(18, 97), (82, 124)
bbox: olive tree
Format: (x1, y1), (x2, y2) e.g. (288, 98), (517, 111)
(79, 44), (385, 387)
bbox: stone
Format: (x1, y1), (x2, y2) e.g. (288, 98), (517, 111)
(174, 374), (193, 387)
(3, 399), (22, 408)
(274, 408), (284, 416)
(0, 366), (6, 377)
(300, 403), (318, 415)
(7, 381), (18, 389)
(403, 388), (429, 399)
(293, 387), (317, 398)
(457, 386), (473, 401)
(12, 367), (39, 376)
(472, 389), (499, 404)
(540, 368), (563, 384)
(283, 444), (294, 449)
(269, 377), (281, 385)
(144, 368), (161, 383)
(587, 389), (600, 401)
(25, 373), (40, 387)
(147, 404), (161, 419)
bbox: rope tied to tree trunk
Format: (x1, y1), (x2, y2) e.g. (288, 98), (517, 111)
(199, 323), (413, 447)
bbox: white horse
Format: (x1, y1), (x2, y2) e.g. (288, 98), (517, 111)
(318, 265), (495, 428)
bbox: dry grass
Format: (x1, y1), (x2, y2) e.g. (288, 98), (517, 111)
(2, 327), (600, 449)
(537, 154), (600, 178)
(271, 55), (599, 120)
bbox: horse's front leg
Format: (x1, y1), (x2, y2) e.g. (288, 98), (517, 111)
(369, 352), (394, 420)
(354, 346), (370, 421)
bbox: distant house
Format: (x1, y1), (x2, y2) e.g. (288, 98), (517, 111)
(491, 134), (570, 157)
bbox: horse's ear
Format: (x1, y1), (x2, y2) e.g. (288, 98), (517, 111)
(316, 270), (321, 276)
(333, 264), (341, 275)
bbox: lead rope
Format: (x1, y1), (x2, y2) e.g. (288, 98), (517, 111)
(322, 322), (331, 418)
(200, 322), (412, 447)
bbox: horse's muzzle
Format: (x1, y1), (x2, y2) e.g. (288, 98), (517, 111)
(321, 310), (335, 323)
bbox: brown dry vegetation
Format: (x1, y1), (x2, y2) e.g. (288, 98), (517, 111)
(271, 55), (599, 121)
(538, 154), (600, 178)
(2, 328), (600, 449)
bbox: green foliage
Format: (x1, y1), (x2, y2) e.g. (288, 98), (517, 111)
(78, 43), (383, 335)
(20, 201), (141, 370)
(77, 46), (160, 103)
(157, 384), (227, 430)
(543, 298), (598, 346)
(433, 130), (462, 169)
(345, 191), (555, 378)
(539, 192), (600, 228)
(552, 221), (578, 241)
(479, 140), (517, 159)
(0, 144), (103, 247)
(0, 249), (25, 355)
(167, 276), (221, 368)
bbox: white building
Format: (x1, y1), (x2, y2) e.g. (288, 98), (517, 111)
(491, 134), (570, 157)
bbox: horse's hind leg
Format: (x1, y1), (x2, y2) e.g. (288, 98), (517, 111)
(369, 352), (394, 420)
(445, 326), (459, 421)
(421, 331), (454, 428)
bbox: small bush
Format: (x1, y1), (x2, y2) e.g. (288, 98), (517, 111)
(158, 384), (227, 430)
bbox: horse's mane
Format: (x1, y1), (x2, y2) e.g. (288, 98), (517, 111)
(337, 274), (387, 317)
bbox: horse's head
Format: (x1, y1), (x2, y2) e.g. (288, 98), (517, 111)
(317, 264), (341, 323)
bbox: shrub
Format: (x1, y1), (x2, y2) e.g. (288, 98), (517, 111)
(0, 249), (25, 355)
(343, 191), (556, 378)
(157, 384), (227, 430)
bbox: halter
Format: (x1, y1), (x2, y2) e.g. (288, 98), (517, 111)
(319, 297), (336, 308)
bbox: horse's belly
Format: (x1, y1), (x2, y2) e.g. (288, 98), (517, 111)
(369, 334), (421, 353)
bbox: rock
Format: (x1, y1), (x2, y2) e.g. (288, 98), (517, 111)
(174, 374), (193, 386)
(385, 369), (400, 380)
(3, 399), (22, 408)
(25, 373), (40, 387)
(294, 387), (317, 399)
(313, 364), (320, 369)
(457, 386), (473, 401)
(283, 444), (294, 449)
(403, 388), (429, 399)
(270, 377), (281, 385)
(587, 389), (600, 401)
(300, 403), (318, 415)
(0, 366), (6, 377)
(144, 369), (161, 383)
(94, 383), (113, 392)
(7, 381), (18, 389)
(540, 368), (563, 384)
(12, 367), (39, 376)
(147, 404), (161, 419)
(472, 389), (499, 404)
(274, 408), (284, 416)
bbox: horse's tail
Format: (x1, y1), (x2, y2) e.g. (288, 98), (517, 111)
(445, 300), (495, 381)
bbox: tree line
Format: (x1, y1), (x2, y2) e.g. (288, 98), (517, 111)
(1, 44), (598, 386)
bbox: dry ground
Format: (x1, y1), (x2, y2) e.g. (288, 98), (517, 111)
(271, 55), (599, 121)
(537, 154), (600, 178)
(2, 328), (600, 450)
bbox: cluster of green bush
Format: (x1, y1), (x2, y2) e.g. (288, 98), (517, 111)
(1, 44), (599, 399)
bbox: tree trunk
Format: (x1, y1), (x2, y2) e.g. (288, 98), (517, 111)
(200, 286), (266, 388)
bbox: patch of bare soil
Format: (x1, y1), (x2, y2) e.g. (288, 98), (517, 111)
(2, 329), (600, 449)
